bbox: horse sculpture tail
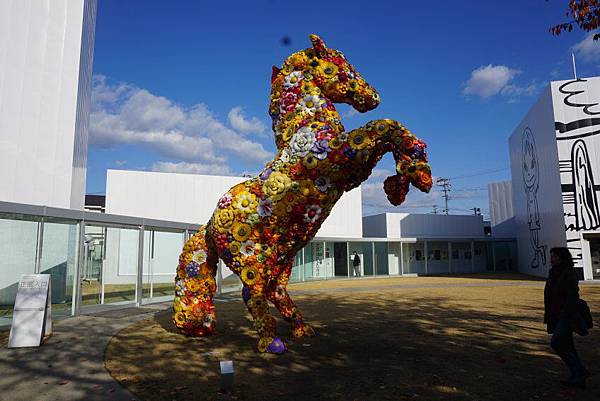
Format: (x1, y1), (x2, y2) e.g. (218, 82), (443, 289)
(173, 224), (218, 336)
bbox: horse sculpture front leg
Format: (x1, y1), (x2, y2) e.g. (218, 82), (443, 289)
(265, 262), (315, 339)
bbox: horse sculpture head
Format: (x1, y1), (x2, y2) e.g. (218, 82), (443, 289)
(384, 126), (433, 206)
(272, 34), (380, 116)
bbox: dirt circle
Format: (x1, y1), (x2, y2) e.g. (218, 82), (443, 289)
(105, 284), (600, 401)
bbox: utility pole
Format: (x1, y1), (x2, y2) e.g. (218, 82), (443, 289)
(436, 178), (451, 215)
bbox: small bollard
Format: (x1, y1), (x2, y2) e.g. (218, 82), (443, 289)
(219, 360), (234, 392)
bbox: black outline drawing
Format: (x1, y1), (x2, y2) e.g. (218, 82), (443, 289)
(522, 127), (546, 268)
(571, 140), (600, 230)
(554, 78), (600, 269)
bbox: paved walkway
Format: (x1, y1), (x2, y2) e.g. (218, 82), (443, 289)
(0, 303), (170, 401)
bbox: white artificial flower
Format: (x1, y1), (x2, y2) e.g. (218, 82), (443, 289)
(283, 71), (303, 88)
(297, 94), (323, 115)
(289, 126), (316, 157)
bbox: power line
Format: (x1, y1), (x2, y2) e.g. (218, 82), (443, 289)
(436, 177), (451, 215)
(448, 167), (509, 180)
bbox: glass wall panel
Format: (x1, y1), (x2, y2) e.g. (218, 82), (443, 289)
(374, 242), (389, 275)
(303, 241), (329, 280)
(493, 241), (517, 272)
(473, 242), (489, 272)
(450, 242), (472, 273)
(290, 250), (302, 283)
(361, 242), (374, 276)
(219, 260), (242, 294)
(427, 241), (450, 274)
(40, 217), (79, 318)
(348, 242), (364, 278)
(333, 242), (349, 277)
(142, 229), (183, 304)
(402, 242), (425, 274)
(0, 213), (40, 326)
(81, 225), (139, 308)
(388, 242), (401, 275)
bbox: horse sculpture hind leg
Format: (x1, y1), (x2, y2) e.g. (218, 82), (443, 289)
(173, 226), (219, 336)
(265, 262), (315, 339)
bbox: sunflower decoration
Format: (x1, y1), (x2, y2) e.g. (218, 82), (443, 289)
(349, 130), (372, 150)
(232, 222), (251, 242)
(241, 266), (260, 286)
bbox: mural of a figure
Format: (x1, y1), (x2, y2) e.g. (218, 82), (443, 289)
(522, 127), (546, 268)
(572, 140), (600, 230)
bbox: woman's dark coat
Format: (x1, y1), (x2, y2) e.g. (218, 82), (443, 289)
(544, 266), (588, 335)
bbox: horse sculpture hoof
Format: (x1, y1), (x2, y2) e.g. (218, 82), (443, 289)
(292, 324), (315, 339)
(258, 336), (287, 354)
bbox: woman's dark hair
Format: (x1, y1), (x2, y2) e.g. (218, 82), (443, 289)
(550, 247), (574, 269)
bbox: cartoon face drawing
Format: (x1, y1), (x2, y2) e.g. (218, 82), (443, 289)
(522, 128), (539, 192)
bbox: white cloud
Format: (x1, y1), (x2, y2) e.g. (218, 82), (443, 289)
(463, 65), (520, 99)
(227, 107), (266, 136)
(152, 161), (232, 175)
(90, 76), (273, 167)
(572, 33), (600, 62)
(463, 65), (538, 101)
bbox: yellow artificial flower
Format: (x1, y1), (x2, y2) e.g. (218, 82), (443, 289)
(233, 191), (258, 214)
(215, 208), (235, 232)
(187, 279), (202, 292)
(302, 155), (318, 169)
(262, 171), (292, 201)
(174, 311), (187, 325)
(319, 61), (338, 77)
(241, 266), (260, 285)
(232, 222), (251, 242)
(349, 130), (371, 150)
(229, 241), (241, 255)
(258, 336), (273, 353)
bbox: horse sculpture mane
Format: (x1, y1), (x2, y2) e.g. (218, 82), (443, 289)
(173, 34), (432, 354)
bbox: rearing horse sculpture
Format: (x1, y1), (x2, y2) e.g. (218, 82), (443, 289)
(173, 35), (432, 354)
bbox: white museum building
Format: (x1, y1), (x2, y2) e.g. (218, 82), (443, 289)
(505, 76), (600, 281)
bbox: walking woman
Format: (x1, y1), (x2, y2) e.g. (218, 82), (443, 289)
(544, 247), (590, 388)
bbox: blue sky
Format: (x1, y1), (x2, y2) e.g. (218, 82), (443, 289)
(87, 0), (600, 217)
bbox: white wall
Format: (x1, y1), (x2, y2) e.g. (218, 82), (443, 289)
(105, 169), (363, 238)
(509, 87), (566, 277)
(0, 0), (96, 209)
(551, 77), (600, 278)
(363, 213), (484, 239)
(488, 181), (515, 238)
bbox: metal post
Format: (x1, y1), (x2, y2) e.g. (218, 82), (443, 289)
(73, 221), (86, 316)
(471, 241), (475, 273)
(448, 242), (452, 274)
(35, 218), (45, 273)
(136, 225), (145, 307)
(346, 242), (350, 278)
(424, 241), (428, 274)
(372, 242), (376, 277)
(301, 247), (305, 282)
(400, 242), (404, 276)
(323, 241), (327, 280)
(492, 242), (497, 272)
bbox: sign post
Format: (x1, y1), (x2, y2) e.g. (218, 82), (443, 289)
(8, 274), (52, 348)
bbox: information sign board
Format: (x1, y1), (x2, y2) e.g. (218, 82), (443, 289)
(8, 274), (52, 348)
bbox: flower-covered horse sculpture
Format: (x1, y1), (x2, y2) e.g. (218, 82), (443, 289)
(173, 35), (432, 354)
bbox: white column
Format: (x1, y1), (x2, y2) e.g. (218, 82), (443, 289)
(135, 225), (145, 307)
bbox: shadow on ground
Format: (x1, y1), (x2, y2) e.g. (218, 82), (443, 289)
(105, 285), (600, 401)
